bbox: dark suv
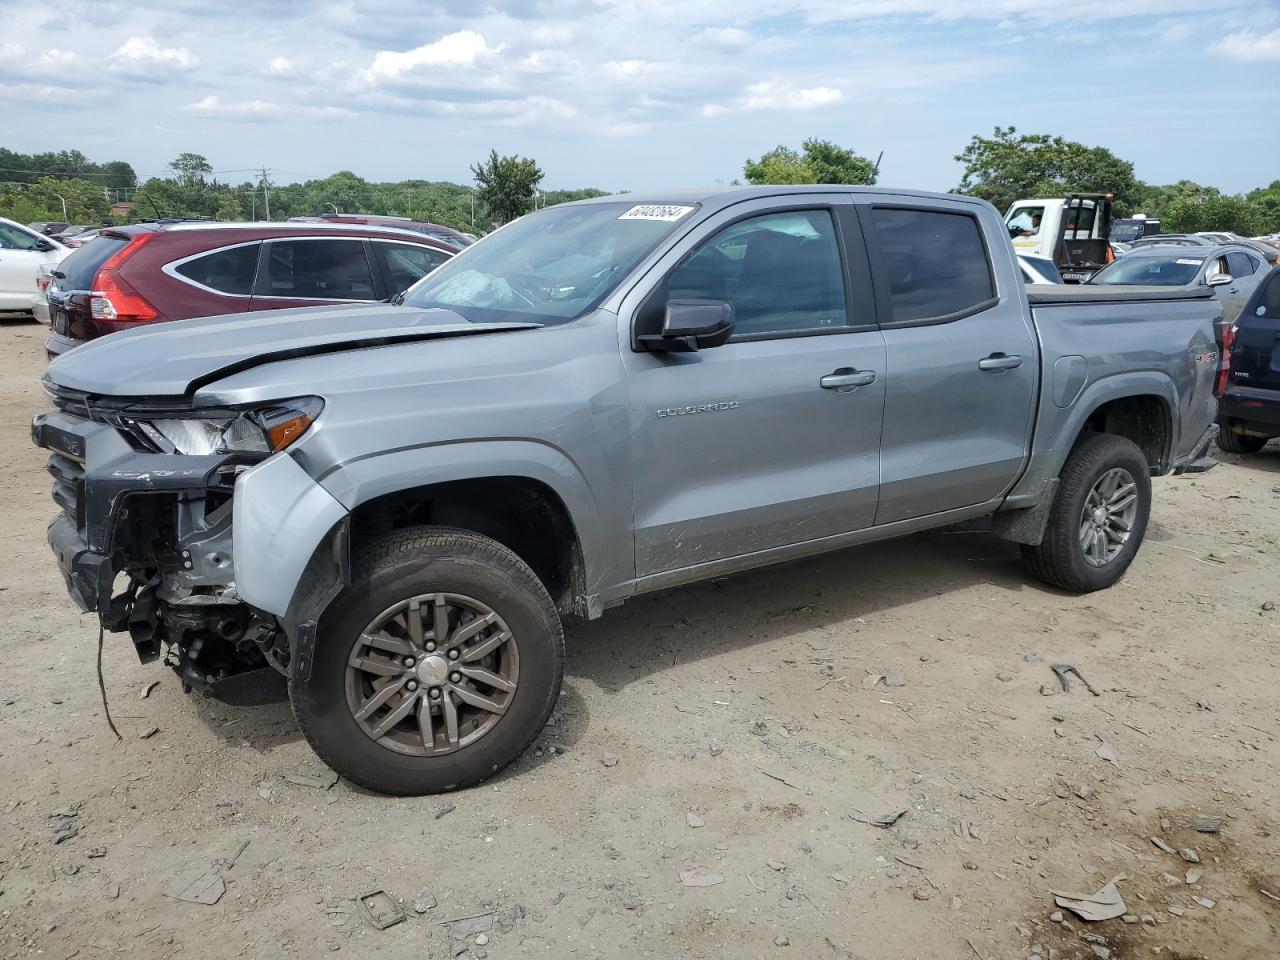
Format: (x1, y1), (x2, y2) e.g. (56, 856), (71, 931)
(1217, 265), (1280, 454)
(45, 222), (454, 357)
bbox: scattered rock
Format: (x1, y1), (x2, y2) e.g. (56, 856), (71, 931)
(1094, 741), (1117, 764)
(601, 752), (618, 768)
(53, 821), (78, 844)
(1054, 784), (1069, 799)
(1193, 897), (1215, 909)
(996, 672), (1013, 682)
(1168, 906), (1185, 916)
(1121, 915), (1138, 924)
(140, 680), (160, 699)
(414, 890), (437, 914)
(1185, 868), (1202, 885)
(445, 913), (494, 940)
(1151, 837), (1175, 854)
(435, 802), (456, 819)
(139, 726), (160, 740)
(1178, 848), (1200, 864)
(709, 740), (723, 757)
(1158, 873), (1183, 887)
(959, 786), (977, 800)
(474, 933), (489, 946)
(862, 674), (884, 690)
(1072, 783), (1094, 801)
(1262, 600), (1276, 612)
(1049, 911), (1064, 923)
(1189, 816), (1223, 833)
(1039, 685), (1057, 697)
(774, 933), (790, 947)
(1140, 914), (1155, 926)
(679, 869), (725, 888)
(87, 847), (106, 859)
(912, 888), (930, 901)
(859, 808), (908, 828)
(163, 862), (225, 905)
(284, 764), (339, 790)
(767, 859), (786, 872)
(1025, 653), (1040, 664)
(751, 720), (769, 736)
(686, 813), (704, 829)
(884, 676), (907, 688)
(49, 804), (80, 819)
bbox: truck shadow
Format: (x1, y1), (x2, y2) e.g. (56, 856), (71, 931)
(1214, 443), (1280, 474)
(564, 529), (1048, 694)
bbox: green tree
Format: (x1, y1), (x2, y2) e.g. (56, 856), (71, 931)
(304, 171), (374, 215)
(954, 126), (1140, 215)
(744, 146), (817, 185)
(743, 140), (877, 186)
(471, 150), (544, 225)
(168, 152), (213, 188)
(1158, 184), (1269, 235)
(215, 191), (244, 221)
(24, 177), (109, 222)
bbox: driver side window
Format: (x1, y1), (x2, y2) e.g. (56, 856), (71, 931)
(663, 209), (849, 338)
(0, 223), (39, 251)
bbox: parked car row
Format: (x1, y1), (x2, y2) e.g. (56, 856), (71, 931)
(43, 220), (456, 356)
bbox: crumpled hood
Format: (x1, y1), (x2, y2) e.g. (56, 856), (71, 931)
(45, 302), (539, 398)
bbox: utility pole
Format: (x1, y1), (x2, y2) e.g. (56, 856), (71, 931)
(258, 167), (273, 221)
(54, 193), (68, 219)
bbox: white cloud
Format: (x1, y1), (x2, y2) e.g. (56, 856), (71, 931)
(109, 37), (198, 77)
(698, 26), (752, 50)
(704, 79), (844, 116)
(38, 49), (77, 68)
(1, 43), (25, 59)
(1158, 22), (1192, 43)
(602, 59), (670, 80)
(184, 95), (279, 116)
(264, 56), (297, 76)
(303, 105), (355, 119)
(357, 31), (504, 85)
(1210, 27), (1280, 61)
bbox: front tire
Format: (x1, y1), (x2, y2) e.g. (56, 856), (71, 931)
(1021, 433), (1152, 593)
(290, 526), (564, 795)
(1216, 428), (1268, 455)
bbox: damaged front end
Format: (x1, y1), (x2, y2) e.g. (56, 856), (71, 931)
(33, 387), (323, 704)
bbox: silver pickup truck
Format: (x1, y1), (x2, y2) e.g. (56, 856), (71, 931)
(33, 186), (1221, 794)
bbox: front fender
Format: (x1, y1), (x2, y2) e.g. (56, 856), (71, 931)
(316, 439), (619, 594)
(233, 453), (347, 617)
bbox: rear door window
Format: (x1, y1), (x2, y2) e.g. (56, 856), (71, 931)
(172, 243), (259, 296)
(1225, 251), (1256, 279)
(256, 238), (378, 300)
(374, 242), (450, 293)
(869, 208), (995, 324)
(0, 222), (40, 251)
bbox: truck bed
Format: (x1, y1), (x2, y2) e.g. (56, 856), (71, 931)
(1026, 284), (1213, 305)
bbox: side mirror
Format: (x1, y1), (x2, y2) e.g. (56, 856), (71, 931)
(1206, 272), (1233, 287)
(638, 299), (735, 352)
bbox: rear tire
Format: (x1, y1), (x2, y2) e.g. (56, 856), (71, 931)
(290, 526), (564, 795)
(1216, 428), (1268, 455)
(1021, 433), (1152, 593)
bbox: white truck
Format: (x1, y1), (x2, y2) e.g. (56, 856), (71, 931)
(1004, 194), (1114, 283)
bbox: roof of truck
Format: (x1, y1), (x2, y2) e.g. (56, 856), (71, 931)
(567, 185), (991, 211)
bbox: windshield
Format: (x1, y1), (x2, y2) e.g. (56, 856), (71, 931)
(1110, 222), (1146, 242)
(402, 201), (696, 323)
(1006, 205), (1045, 237)
(1091, 255), (1204, 286)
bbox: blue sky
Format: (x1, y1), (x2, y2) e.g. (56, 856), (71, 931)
(2, 0), (1278, 194)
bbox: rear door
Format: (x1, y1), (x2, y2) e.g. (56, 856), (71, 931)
(857, 199), (1038, 524)
(249, 237), (384, 310)
(1230, 270), (1280, 392)
(0, 221), (47, 309)
(1222, 250), (1263, 323)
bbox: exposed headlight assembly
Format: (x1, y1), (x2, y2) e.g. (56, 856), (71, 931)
(135, 397), (323, 457)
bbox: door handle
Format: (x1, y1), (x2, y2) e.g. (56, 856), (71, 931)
(978, 353), (1023, 371)
(820, 368), (877, 390)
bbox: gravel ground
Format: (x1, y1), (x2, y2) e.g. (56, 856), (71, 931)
(1, 316), (1277, 960)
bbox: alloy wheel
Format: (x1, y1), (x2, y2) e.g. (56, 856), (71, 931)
(1078, 467), (1138, 567)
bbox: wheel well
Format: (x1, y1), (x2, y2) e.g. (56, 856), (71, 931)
(1079, 395), (1171, 472)
(348, 477), (586, 615)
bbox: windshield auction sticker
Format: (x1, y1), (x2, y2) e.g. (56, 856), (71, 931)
(1176, 259), (1204, 266)
(619, 204), (696, 222)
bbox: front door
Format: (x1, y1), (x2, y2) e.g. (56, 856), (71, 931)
(0, 221), (44, 310)
(620, 197), (886, 578)
(857, 199), (1038, 524)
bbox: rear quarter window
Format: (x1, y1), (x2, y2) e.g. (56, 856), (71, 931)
(172, 243), (260, 296)
(871, 208), (995, 323)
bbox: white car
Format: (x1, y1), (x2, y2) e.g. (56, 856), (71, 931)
(0, 217), (69, 320)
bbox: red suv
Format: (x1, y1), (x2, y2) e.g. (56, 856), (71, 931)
(45, 221), (455, 358)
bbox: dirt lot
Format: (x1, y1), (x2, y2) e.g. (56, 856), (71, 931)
(0, 317), (1277, 960)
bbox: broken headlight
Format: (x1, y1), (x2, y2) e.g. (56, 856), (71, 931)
(135, 397), (323, 456)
